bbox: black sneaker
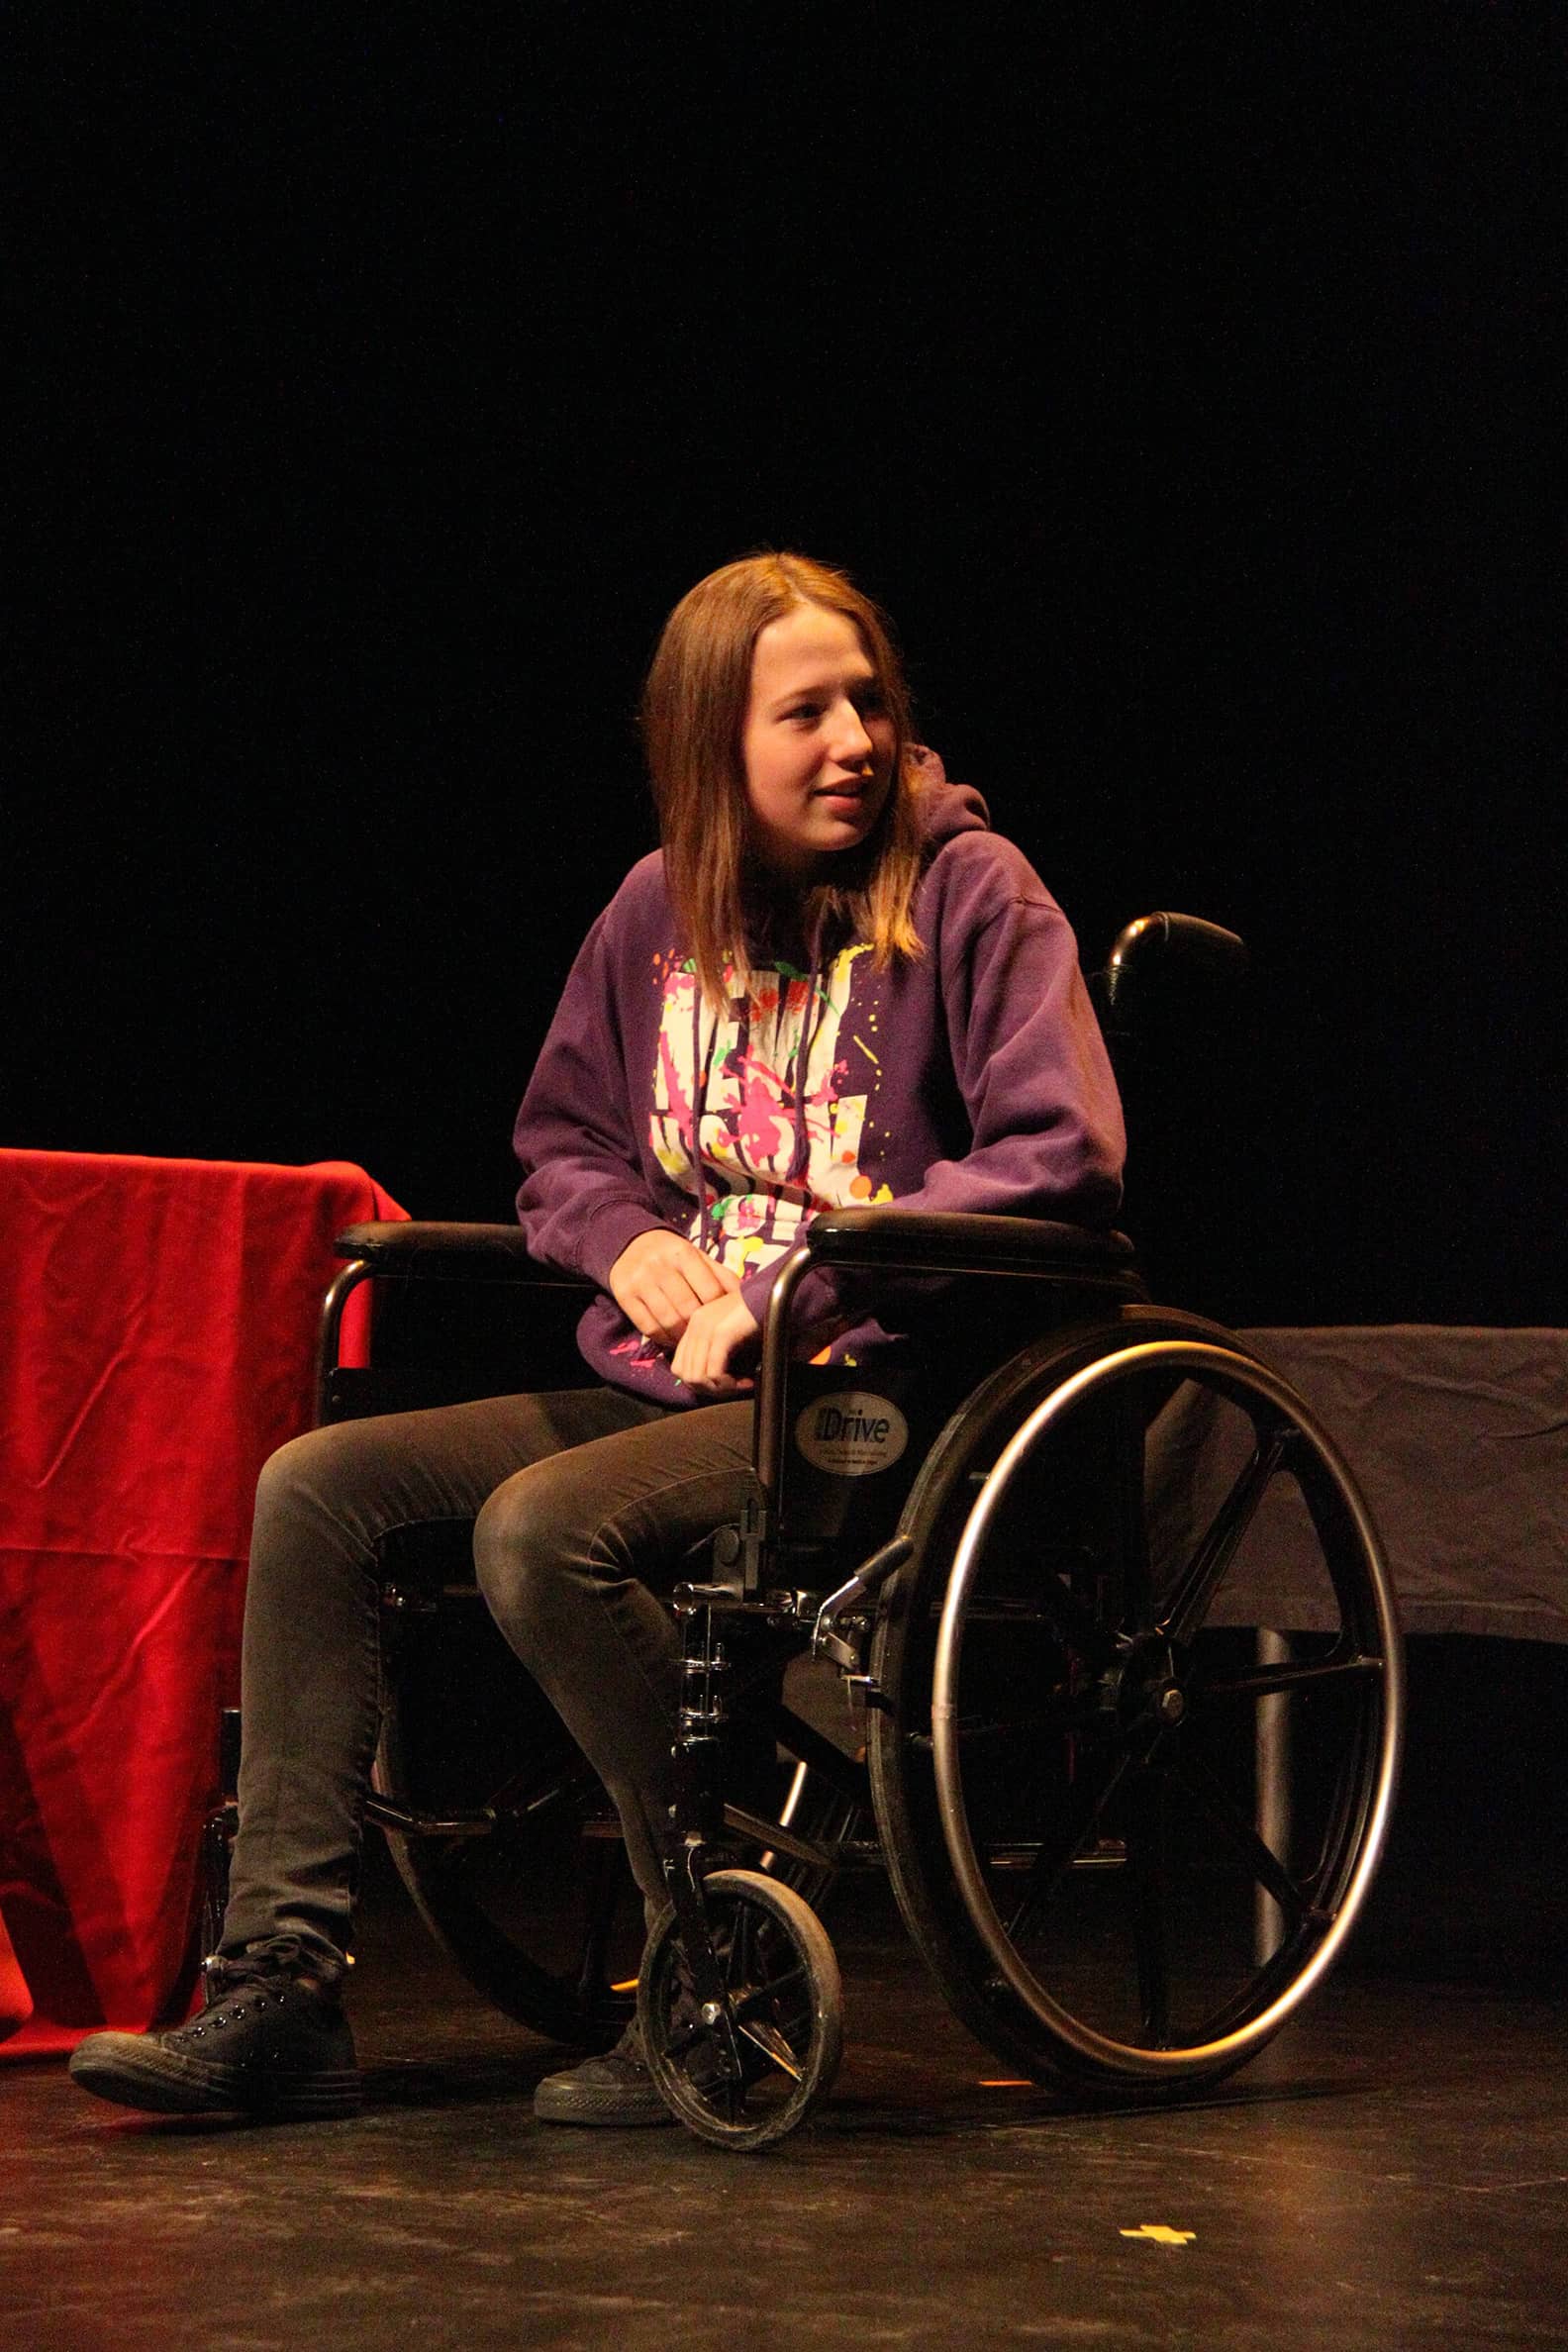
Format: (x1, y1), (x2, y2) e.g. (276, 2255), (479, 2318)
(68, 1956), (362, 2119)
(534, 2022), (673, 2126)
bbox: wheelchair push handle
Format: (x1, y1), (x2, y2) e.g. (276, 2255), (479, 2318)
(1101, 910), (1249, 1016)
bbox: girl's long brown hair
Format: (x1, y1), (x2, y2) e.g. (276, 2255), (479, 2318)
(640, 552), (927, 1004)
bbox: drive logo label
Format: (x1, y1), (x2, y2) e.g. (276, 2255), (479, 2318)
(794, 1391), (910, 1478)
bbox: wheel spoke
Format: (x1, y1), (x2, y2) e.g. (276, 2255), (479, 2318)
(723, 1904), (751, 1995)
(955, 1689), (1110, 1743)
(1003, 1738), (1135, 1940)
(734, 1960), (808, 2016)
(1126, 1771), (1171, 2044)
(1112, 1386), (1155, 1632)
(1174, 1747), (1315, 1925)
(739, 2017), (804, 2080)
(1198, 1650), (1384, 1703)
(1159, 1421), (1293, 1645)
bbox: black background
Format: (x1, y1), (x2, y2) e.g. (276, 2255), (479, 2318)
(8, 7), (1562, 1329)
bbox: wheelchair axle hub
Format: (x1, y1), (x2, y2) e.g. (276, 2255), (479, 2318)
(1110, 1634), (1191, 1741)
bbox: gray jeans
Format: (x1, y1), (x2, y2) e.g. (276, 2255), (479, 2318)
(222, 1387), (757, 1980)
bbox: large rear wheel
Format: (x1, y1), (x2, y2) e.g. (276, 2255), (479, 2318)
(373, 1593), (643, 2047)
(868, 1309), (1403, 2093)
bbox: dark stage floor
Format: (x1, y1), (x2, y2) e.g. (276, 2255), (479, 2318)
(3, 1850), (1565, 2352)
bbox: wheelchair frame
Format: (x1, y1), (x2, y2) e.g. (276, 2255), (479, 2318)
(293, 915), (1404, 2149)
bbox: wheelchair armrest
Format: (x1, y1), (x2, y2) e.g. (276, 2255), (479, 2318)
(333, 1221), (588, 1288)
(753, 1208), (1140, 1506)
(317, 1223), (589, 1423)
(801, 1206), (1135, 1279)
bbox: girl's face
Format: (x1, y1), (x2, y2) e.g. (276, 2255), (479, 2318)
(739, 605), (897, 882)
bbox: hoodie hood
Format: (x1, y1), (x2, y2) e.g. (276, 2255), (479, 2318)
(908, 744), (990, 845)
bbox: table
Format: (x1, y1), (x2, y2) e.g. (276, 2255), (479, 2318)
(0, 1149), (406, 2054)
(1218, 1326), (1568, 1643)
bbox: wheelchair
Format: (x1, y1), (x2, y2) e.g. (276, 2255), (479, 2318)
(295, 913), (1403, 2150)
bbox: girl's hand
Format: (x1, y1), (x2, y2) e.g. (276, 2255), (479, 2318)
(609, 1228), (740, 1349)
(670, 1292), (760, 1395)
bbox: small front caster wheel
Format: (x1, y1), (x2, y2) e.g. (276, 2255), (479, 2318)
(637, 1869), (843, 2150)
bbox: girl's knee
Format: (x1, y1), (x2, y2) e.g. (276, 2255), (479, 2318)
(251, 1416), (411, 1534)
(472, 1466), (554, 1621)
(254, 1422), (350, 1518)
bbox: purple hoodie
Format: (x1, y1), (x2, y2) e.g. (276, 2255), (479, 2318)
(513, 754), (1126, 1403)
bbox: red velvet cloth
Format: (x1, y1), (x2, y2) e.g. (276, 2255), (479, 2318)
(0, 1149), (408, 2056)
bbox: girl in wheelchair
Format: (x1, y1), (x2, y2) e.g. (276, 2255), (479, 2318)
(69, 551), (1125, 2124)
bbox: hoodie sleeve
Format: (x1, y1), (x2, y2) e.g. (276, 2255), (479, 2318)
(512, 905), (672, 1289)
(902, 835), (1126, 1225)
(734, 833), (1125, 1355)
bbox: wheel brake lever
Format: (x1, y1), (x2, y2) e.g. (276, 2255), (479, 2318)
(813, 1534), (915, 1670)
